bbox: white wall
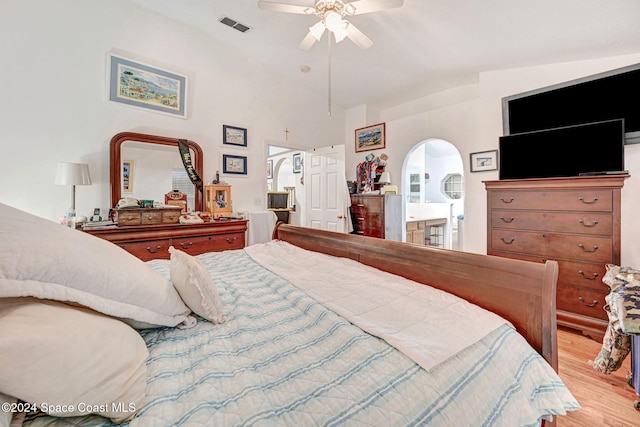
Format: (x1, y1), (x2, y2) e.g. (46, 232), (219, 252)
(0, 0), (345, 221)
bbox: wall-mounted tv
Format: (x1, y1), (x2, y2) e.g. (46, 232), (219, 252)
(499, 119), (625, 180)
(502, 63), (640, 144)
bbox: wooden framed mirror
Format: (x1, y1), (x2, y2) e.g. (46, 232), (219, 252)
(110, 132), (204, 212)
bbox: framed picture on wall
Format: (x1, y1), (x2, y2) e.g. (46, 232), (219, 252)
(292, 153), (302, 173)
(470, 150), (499, 172)
(355, 123), (386, 152)
(223, 125), (248, 147)
(222, 154), (248, 175)
(108, 53), (187, 118)
(122, 160), (134, 192)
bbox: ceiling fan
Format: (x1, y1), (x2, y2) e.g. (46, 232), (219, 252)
(257, 0), (404, 50)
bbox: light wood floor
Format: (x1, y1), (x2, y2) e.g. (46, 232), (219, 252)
(556, 327), (639, 426)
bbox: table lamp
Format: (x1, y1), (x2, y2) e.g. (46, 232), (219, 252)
(55, 162), (92, 226)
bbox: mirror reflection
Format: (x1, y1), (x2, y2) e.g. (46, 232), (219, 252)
(120, 141), (196, 212)
(110, 132), (204, 212)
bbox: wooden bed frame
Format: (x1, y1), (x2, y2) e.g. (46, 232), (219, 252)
(274, 224), (560, 372)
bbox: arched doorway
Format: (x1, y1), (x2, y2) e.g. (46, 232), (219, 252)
(402, 139), (464, 250)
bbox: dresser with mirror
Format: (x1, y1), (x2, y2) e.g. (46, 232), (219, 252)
(84, 132), (247, 261)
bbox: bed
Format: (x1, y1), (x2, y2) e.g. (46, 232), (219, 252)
(0, 203), (579, 426)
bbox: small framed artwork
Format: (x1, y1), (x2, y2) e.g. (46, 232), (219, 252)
(122, 160), (134, 193)
(470, 150), (499, 172)
(355, 122), (386, 153)
(267, 159), (273, 179)
(222, 154), (248, 175)
(109, 53), (187, 118)
(292, 153), (302, 173)
(223, 125), (248, 147)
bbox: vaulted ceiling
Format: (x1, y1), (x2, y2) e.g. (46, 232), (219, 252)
(128, 0), (640, 109)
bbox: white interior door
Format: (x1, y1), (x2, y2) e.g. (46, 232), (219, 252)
(305, 145), (348, 233)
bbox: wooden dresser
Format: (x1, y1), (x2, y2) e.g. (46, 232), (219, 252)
(350, 194), (402, 241)
(84, 220), (248, 261)
(485, 175), (628, 341)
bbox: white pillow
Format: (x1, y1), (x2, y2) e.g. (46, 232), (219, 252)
(0, 202), (191, 328)
(169, 246), (225, 324)
(0, 299), (148, 423)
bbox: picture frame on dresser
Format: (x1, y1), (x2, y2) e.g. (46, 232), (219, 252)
(470, 150), (498, 172)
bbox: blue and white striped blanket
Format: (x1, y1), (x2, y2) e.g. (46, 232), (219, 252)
(27, 249), (578, 426)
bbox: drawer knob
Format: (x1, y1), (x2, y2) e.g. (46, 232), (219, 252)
(578, 196), (599, 204)
(499, 216), (515, 223)
(578, 219), (599, 227)
(578, 270), (599, 280)
(146, 245), (162, 253)
(500, 237), (515, 244)
(578, 243), (599, 253)
(499, 197), (514, 204)
(578, 297), (599, 307)
(180, 241), (194, 249)
(226, 237), (237, 243)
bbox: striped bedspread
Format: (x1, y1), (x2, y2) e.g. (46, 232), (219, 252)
(26, 249), (578, 426)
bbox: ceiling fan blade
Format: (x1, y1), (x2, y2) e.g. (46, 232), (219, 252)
(345, 22), (373, 49)
(348, 0), (404, 15)
(257, 1), (311, 14)
(298, 31), (318, 50)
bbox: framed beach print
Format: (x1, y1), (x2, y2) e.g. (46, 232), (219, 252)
(470, 150), (499, 172)
(292, 153), (302, 173)
(222, 154), (248, 175)
(355, 123), (386, 153)
(122, 160), (134, 193)
(223, 125), (248, 147)
(109, 54), (187, 118)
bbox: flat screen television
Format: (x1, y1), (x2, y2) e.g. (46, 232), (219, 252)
(502, 63), (640, 144)
(499, 119), (625, 180)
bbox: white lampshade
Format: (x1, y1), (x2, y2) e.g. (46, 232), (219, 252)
(55, 162), (92, 186)
(378, 171), (391, 185)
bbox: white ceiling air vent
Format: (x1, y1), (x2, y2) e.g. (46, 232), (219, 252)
(219, 16), (252, 33)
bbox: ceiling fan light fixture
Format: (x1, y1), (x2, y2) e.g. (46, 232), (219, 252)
(309, 21), (326, 40)
(332, 25), (348, 43)
(324, 11), (343, 32)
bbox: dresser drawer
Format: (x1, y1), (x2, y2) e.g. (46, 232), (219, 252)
(489, 189), (613, 212)
(118, 239), (171, 261)
(173, 232), (245, 255)
(162, 210), (181, 224)
(351, 198), (383, 213)
(490, 229), (613, 263)
(118, 211), (141, 226)
(557, 259), (610, 291)
(557, 285), (608, 321)
(491, 210), (613, 235)
(140, 210), (162, 225)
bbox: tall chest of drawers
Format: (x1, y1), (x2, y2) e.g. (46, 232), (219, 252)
(485, 175), (629, 341)
(350, 194), (402, 241)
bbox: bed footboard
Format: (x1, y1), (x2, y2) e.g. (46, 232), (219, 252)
(274, 224), (559, 371)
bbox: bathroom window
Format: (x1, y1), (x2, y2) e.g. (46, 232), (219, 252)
(441, 173), (463, 199)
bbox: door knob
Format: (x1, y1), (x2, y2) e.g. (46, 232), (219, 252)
(337, 215), (344, 219)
